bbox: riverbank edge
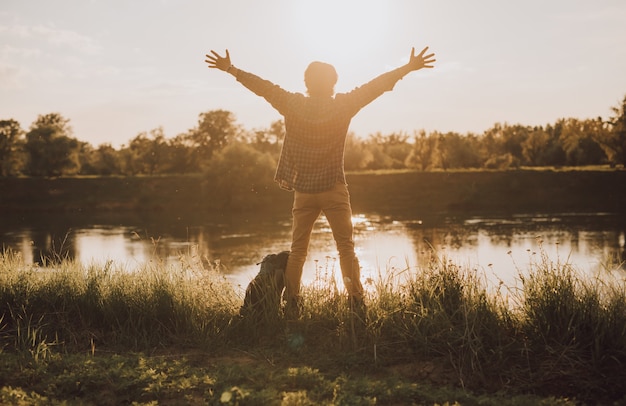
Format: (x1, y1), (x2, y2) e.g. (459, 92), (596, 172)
(1, 168), (625, 216)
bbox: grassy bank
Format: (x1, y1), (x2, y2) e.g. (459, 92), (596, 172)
(1, 248), (625, 405)
(347, 167), (626, 215)
(1, 168), (625, 216)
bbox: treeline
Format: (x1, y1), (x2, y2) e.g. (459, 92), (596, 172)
(1, 95), (625, 178)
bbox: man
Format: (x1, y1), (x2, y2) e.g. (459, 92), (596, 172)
(205, 46), (436, 319)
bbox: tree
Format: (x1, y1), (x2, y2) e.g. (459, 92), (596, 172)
(521, 128), (550, 166)
(610, 95), (626, 166)
(77, 142), (97, 175)
(0, 119), (25, 176)
(481, 124), (505, 158)
(188, 110), (240, 168)
(165, 133), (198, 174)
(480, 124), (521, 169)
(405, 130), (437, 171)
(126, 127), (168, 175)
(520, 124), (566, 167)
(146, 127), (168, 175)
(362, 140), (394, 170)
(594, 95), (626, 166)
(344, 133), (373, 171)
(434, 131), (482, 170)
(24, 113), (81, 176)
(249, 119), (285, 155)
(372, 132), (412, 169)
(81, 143), (122, 176)
(205, 141), (277, 210)
(558, 118), (607, 166)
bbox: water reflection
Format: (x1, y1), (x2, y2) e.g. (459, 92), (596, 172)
(1, 212), (624, 292)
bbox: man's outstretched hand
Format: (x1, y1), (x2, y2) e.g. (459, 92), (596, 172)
(205, 49), (232, 71)
(408, 47), (436, 71)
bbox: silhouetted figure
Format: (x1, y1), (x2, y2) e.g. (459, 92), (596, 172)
(205, 46), (436, 318)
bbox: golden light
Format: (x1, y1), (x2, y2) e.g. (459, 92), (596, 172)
(288, 1), (391, 65)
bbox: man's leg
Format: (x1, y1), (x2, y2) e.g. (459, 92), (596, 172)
(322, 183), (364, 300)
(284, 191), (321, 316)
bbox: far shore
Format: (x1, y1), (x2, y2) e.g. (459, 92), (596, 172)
(1, 168), (625, 217)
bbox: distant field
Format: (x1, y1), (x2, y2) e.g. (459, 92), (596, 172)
(1, 168), (625, 216)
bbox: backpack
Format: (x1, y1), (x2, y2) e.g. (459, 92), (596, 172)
(240, 251), (290, 319)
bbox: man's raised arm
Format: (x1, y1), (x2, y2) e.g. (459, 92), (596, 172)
(204, 49), (295, 114)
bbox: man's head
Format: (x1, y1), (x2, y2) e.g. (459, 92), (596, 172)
(304, 61), (337, 97)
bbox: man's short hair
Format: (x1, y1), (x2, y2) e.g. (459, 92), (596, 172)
(304, 61), (337, 97)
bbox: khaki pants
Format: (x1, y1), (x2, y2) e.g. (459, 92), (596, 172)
(284, 182), (363, 303)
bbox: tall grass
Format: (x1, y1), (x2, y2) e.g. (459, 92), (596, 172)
(381, 252), (515, 391)
(1, 245), (625, 402)
(0, 250), (239, 351)
(514, 241), (626, 400)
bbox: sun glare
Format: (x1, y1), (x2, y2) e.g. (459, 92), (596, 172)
(289, 1), (390, 65)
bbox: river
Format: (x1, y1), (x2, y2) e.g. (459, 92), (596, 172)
(2, 210), (625, 293)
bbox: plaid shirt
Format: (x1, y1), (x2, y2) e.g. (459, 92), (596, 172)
(236, 67), (408, 193)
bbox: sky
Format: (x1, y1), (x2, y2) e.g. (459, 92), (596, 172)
(1, 0), (626, 148)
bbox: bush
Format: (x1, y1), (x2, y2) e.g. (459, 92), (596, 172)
(204, 141), (277, 210)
